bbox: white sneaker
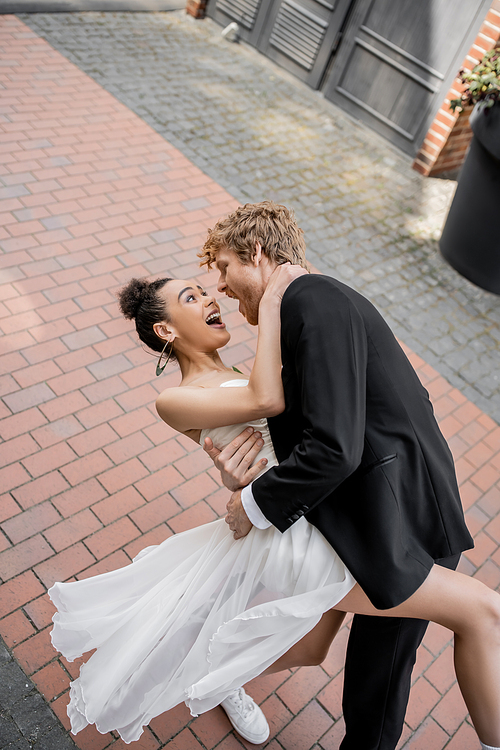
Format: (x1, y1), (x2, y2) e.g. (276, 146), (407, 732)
(220, 687), (270, 744)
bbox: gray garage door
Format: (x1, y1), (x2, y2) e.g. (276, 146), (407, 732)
(208, 0), (354, 88)
(322, 0), (492, 155)
(208, 0), (491, 155)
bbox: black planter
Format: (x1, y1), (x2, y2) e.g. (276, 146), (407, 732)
(439, 102), (500, 295)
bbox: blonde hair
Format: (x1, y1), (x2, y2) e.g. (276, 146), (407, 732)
(199, 201), (308, 269)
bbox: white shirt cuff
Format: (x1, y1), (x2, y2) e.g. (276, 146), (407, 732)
(241, 484), (272, 529)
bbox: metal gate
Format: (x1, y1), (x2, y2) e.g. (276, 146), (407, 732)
(321, 0), (492, 155)
(208, 0), (354, 88)
(257, 0), (354, 88)
(208, 0), (491, 155)
(207, 0), (267, 47)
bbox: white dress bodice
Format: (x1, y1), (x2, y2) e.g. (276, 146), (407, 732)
(200, 379), (278, 479)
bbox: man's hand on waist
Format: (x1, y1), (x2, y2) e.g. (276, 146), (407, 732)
(203, 427), (267, 492)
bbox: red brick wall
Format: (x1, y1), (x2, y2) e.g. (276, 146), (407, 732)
(413, 0), (500, 177)
(186, 0), (207, 18)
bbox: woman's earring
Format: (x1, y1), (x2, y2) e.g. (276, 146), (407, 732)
(156, 340), (174, 376)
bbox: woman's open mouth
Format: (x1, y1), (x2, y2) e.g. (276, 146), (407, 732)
(205, 311), (225, 328)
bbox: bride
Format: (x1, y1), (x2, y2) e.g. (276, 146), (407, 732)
(49, 265), (355, 745)
(49, 268), (500, 750)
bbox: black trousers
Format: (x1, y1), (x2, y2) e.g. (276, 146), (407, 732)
(339, 555), (460, 750)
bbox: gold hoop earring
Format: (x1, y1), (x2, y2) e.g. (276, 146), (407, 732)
(156, 340), (174, 376)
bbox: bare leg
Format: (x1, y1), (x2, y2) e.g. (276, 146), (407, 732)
(262, 609), (346, 675)
(333, 566), (500, 746)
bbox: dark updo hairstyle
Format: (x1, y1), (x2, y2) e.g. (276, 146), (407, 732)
(118, 277), (177, 362)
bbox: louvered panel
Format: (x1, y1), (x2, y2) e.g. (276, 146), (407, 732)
(270, 28), (322, 68)
(269, 0), (328, 71)
(215, 0), (260, 30)
(274, 8), (326, 48)
(272, 13), (325, 57)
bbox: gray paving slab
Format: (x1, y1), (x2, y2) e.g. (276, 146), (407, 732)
(18, 10), (500, 423)
(0, 644), (77, 750)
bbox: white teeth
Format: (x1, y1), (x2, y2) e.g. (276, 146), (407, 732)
(206, 312), (221, 324)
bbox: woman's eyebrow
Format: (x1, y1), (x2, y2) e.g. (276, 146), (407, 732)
(177, 285), (203, 301)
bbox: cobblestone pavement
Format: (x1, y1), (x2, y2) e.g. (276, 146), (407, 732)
(17, 10), (500, 425)
(0, 643), (77, 750)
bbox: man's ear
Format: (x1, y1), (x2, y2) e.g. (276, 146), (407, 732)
(153, 322), (175, 342)
(252, 242), (263, 267)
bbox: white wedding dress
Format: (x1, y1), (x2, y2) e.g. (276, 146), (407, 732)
(49, 381), (356, 744)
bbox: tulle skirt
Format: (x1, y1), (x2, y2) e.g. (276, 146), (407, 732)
(49, 517), (355, 744)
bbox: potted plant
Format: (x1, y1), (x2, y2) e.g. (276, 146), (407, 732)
(439, 42), (500, 294)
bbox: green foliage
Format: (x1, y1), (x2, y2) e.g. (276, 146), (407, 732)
(450, 42), (500, 112)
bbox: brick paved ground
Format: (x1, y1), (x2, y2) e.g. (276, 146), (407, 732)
(17, 9), (500, 425)
(0, 12), (499, 750)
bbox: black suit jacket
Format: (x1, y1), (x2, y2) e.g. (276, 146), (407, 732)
(252, 274), (473, 609)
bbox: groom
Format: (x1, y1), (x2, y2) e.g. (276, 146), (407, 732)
(199, 201), (473, 750)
